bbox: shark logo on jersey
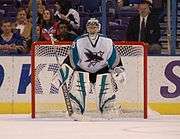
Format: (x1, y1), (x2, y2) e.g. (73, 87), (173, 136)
(84, 49), (104, 67)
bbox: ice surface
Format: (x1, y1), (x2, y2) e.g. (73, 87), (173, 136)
(0, 115), (180, 139)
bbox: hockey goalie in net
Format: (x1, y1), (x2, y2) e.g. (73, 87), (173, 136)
(52, 18), (126, 119)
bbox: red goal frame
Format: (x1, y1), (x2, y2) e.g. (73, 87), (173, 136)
(31, 41), (148, 119)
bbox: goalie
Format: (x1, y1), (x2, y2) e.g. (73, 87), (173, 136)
(53, 18), (126, 116)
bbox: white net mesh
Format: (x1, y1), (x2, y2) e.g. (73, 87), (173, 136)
(32, 42), (147, 120)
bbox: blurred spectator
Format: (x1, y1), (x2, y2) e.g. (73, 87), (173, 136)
(116, 0), (124, 8)
(0, 20), (27, 55)
(126, 0), (161, 55)
(36, 25), (41, 41)
(14, 8), (32, 41)
(54, 0), (80, 34)
(56, 20), (78, 41)
(39, 9), (59, 41)
(116, 0), (138, 10)
(27, 0), (46, 24)
(116, 0), (129, 8)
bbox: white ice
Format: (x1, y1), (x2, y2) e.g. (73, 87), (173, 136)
(0, 115), (180, 139)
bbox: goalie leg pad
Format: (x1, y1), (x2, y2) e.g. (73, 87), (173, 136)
(50, 64), (74, 94)
(96, 73), (118, 114)
(68, 71), (90, 115)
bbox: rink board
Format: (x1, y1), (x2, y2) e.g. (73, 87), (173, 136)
(0, 56), (180, 115)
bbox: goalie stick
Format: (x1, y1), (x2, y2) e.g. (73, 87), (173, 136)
(49, 34), (74, 117)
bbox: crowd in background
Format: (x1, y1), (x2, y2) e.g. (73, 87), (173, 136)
(0, 0), (168, 55)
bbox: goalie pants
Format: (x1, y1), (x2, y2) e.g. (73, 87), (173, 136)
(77, 66), (109, 84)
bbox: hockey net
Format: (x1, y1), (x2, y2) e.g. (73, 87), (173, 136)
(31, 41), (147, 120)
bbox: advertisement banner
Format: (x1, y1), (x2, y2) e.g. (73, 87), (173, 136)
(0, 57), (31, 113)
(149, 57), (180, 114)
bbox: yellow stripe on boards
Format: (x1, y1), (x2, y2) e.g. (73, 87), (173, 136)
(0, 102), (180, 115)
(0, 103), (30, 114)
(149, 103), (180, 115)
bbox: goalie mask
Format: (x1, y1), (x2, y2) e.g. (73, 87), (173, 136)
(86, 18), (101, 37)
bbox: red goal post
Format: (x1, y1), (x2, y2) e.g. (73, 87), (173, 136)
(31, 41), (148, 119)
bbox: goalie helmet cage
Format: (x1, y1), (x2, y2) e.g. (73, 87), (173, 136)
(31, 41), (147, 119)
